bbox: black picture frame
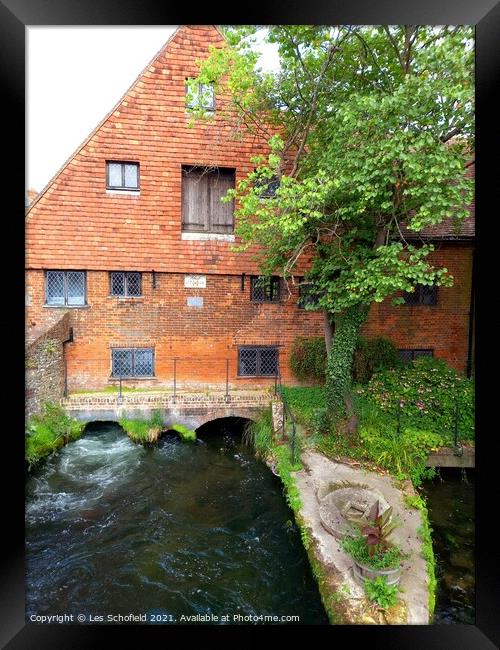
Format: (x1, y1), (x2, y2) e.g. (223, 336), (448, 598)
(4, 0), (498, 646)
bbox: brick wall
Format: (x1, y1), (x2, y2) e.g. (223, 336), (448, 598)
(362, 242), (473, 372)
(26, 271), (325, 391)
(25, 312), (72, 419)
(25, 241), (473, 393)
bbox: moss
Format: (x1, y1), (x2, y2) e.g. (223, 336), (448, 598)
(415, 498), (437, 620)
(170, 423), (197, 442)
(26, 402), (85, 469)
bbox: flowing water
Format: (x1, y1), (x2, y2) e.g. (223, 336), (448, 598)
(26, 421), (328, 625)
(422, 468), (475, 624)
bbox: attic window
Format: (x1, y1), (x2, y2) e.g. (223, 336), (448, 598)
(186, 80), (215, 112)
(106, 161), (139, 190)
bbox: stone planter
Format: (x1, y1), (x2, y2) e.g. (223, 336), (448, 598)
(352, 558), (402, 588)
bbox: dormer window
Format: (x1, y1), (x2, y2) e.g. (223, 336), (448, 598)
(106, 161), (139, 191)
(186, 80), (215, 112)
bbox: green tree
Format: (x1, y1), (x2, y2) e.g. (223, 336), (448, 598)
(192, 26), (474, 430)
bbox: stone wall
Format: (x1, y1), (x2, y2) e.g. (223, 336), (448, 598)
(26, 312), (72, 420)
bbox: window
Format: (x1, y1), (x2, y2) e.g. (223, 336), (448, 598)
(398, 349), (433, 363)
(45, 271), (86, 306)
(106, 161), (139, 190)
(110, 272), (142, 297)
(403, 284), (437, 306)
(111, 348), (154, 377)
(185, 81), (215, 112)
(255, 174), (280, 199)
(298, 282), (319, 309)
(238, 347), (279, 376)
(182, 166), (234, 233)
(251, 276), (281, 302)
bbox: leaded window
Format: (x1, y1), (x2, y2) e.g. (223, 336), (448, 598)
(298, 282), (319, 309)
(45, 271), (86, 306)
(111, 348), (154, 378)
(110, 272), (142, 297)
(251, 276), (280, 302)
(403, 284), (437, 306)
(238, 347), (279, 376)
(186, 81), (215, 112)
(106, 161), (139, 190)
(398, 349), (433, 363)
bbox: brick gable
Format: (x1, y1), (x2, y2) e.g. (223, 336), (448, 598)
(26, 25), (274, 276)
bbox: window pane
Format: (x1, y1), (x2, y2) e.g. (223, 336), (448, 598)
(133, 349), (153, 376)
(126, 272), (141, 296)
(112, 349), (133, 377)
(259, 348), (278, 376)
(46, 271), (65, 305)
(239, 349), (258, 375)
(251, 277), (266, 301)
(66, 272), (85, 305)
(200, 83), (215, 110)
(110, 272), (125, 296)
(398, 350), (413, 363)
(413, 350), (433, 359)
(421, 286), (437, 305)
(108, 163), (122, 187)
(182, 167), (210, 231)
(124, 164), (138, 189)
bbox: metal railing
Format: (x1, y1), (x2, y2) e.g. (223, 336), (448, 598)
(62, 356), (275, 402)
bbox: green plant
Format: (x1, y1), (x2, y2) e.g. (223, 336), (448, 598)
(170, 423), (196, 442)
(341, 532), (402, 570)
(415, 497), (437, 619)
(352, 337), (400, 384)
(364, 576), (399, 609)
(361, 501), (398, 558)
(26, 402), (84, 468)
(281, 386), (326, 425)
(364, 356), (475, 443)
(242, 408), (274, 456)
(290, 336), (326, 382)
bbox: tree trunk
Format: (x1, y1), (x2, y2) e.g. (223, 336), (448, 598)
(325, 303), (370, 428)
(323, 310), (334, 355)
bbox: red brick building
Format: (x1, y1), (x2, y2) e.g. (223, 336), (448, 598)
(25, 25), (474, 395)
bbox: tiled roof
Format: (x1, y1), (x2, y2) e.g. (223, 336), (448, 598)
(401, 162), (474, 241)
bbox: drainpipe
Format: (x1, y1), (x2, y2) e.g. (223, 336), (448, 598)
(466, 248), (475, 378)
(62, 327), (74, 397)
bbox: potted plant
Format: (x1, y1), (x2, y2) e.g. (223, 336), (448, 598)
(341, 500), (403, 588)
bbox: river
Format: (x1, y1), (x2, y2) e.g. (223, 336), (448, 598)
(26, 420), (328, 625)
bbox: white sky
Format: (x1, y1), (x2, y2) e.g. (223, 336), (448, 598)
(26, 26), (278, 193)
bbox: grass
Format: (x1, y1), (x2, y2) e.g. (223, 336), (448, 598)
(281, 386), (325, 426)
(119, 409), (164, 444)
(169, 423), (196, 442)
(26, 402), (85, 469)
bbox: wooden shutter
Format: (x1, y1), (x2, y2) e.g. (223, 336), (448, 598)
(209, 169), (234, 233)
(182, 167), (209, 231)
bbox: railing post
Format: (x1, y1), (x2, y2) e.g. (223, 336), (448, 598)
(453, 391), (463, 456)
(173, 358), (177, 404)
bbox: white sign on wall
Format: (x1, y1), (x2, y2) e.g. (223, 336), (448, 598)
(184, 275), (206, 289)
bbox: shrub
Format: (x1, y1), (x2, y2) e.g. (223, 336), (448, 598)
(364, 576), (399, 609)
(290, 336), (326, 383)
(352, 337), (400, 384)
(363, 356), (475, 442)
(340, 531), (402, 569)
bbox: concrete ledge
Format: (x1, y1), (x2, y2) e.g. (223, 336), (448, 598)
(426, 446), (475, 468)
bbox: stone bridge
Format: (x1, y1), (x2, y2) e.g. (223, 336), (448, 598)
(61, 390), (282, 432)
